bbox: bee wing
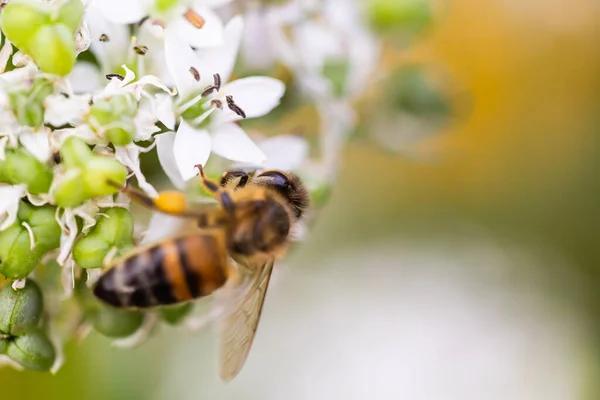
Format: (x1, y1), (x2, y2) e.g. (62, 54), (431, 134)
(218, 259), (275, 382)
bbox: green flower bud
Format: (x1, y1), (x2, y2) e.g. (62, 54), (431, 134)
(57, 0), (85, 33)
(54, 138), (127, 207)
(72, 236), (110, 269)
(90, 95), (138, 145)
(59, 136), (93, 168)
(52, 169), (87, 208)
(6, 330), (55, 371)
(0, 0), (51, 52)
(159, 302), (193, 325)
(0, 148), (54, 194)
(96, 208), (134, 247)
(0, 280), (44, 335)
(82, 156), (127, 197)
(21, 203), (62, 251)
(28, 23), (76, 76)
(73, 208), (133, 269)
(92, 305), (144, 338)
(0, 203), (60, 279)
(105, 118), (135, 146)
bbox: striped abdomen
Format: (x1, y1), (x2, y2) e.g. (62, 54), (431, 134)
(94, 233), (230, 308)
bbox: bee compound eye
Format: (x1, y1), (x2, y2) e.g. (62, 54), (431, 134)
(257, 171), (290, 188)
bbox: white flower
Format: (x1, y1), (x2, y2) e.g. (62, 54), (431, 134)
(74, 3), (174, 92)
(94, 0), (231, 49)
(88, 65), (175, 144)
(0, 184), (26, 231)
(270, 0), (379, 100)
(158, 16), (285, 184)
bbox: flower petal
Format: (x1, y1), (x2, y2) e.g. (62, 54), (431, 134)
(86, 3), (133, 71)
(94, 0), (148, 24)
(214, 76), (285, 123)
(156, 131), (186, 190)
(173, 122), (212, 181)
(155, 94), (176, 130)
(211, 123), (267, 164)
(19, 131), (52, 163)
(44, 93), (91, 126)
(194, 15), (244, 82)
(0, 184), (25, 231)
(194, 0), (233, 7)
(115, 145), (158, 197)
(170, 7), (224, 49)
(164, 30), (207, 100)
(66, 62), (104, 94)
(260, 135), (308, 171)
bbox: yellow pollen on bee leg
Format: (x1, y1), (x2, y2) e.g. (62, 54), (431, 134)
(155, 191), (187, 214)
(184, 9), (206, 29)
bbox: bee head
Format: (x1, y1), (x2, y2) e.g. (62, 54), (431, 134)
(255, 170), (309, 219)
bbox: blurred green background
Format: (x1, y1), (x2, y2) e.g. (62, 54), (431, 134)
(1, 0), (599, 398)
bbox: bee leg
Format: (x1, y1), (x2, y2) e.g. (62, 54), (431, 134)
(195, 165), (235, 212)
(107, 180), (190, 216)
(220, 170), (249, 189)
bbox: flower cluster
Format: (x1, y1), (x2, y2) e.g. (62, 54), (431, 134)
(0, 0), (379, 372)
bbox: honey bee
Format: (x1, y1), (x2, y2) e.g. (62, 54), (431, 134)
(93, 165), (309, 381)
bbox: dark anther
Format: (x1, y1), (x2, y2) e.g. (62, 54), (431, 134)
(106, 73), (125, 81)
(226, 95), (246, 118)
(99, 33), (109, 42)
(210, 99), (223, 109)
(138, 16), (150, 26)
(134, 45), (148, 55)
(213, 73), (222, 91)
(189, 66), (200, 81)
(201, 85), (217, 97)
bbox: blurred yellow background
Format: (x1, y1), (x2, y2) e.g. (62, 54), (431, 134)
(1, 0), (599, 398)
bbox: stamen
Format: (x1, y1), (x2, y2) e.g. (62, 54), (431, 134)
(139, 16), (150, 27)
(184, 9), (206, 29)
(99, 33), (109, 42)
(106, 73), (125, 81)
(201, 85), (217, 97)
(134, 45), (148, 55)
(210, 99), (223, 109)
(189, 66), (200, 81)
(226, 95), (247, 118)
(22, 221), (36, 251)
(213, 73), (222, 91)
